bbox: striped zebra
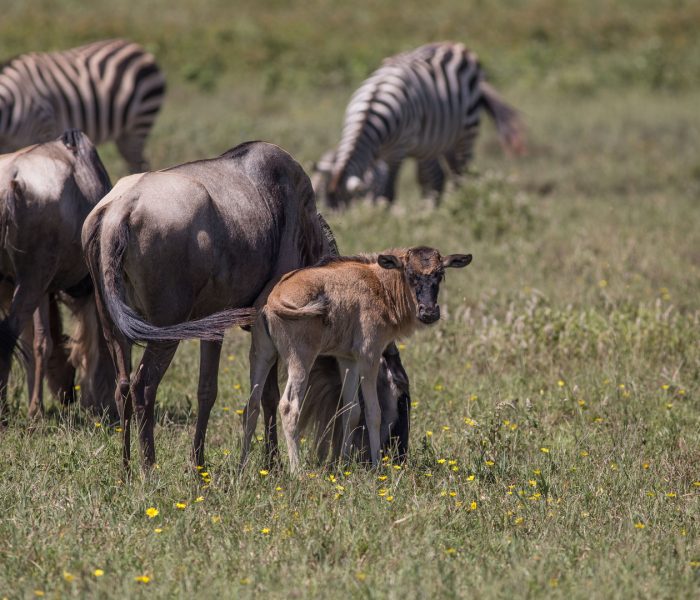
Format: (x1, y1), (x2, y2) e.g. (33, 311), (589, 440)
(0, 39), (165, 172)
(316, 42), (524, 208)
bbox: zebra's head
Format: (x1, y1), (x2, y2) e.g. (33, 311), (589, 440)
(314, 148), (389, 209)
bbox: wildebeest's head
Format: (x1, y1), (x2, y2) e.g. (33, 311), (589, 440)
(378, 246), (472, 324)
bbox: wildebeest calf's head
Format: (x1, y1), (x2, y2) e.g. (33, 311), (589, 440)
(377, 246), (472, 324)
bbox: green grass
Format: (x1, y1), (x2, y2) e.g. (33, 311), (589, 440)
(1, 1), (699, 598)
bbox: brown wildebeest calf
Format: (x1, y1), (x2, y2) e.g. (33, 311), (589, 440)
(243, 246), (472, 471)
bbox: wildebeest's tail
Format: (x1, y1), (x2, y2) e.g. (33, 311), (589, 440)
(479, 81), (526, 155)
(83, 207), (256, 343)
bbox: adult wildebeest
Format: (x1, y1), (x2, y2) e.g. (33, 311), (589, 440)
(243, 246), (472, 471)
(0, 130), (117, 421)
(319, 42), (524, 208)
(83, 141), (412, 471)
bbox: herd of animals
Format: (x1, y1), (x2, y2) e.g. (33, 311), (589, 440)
(0, 38), (524, 472)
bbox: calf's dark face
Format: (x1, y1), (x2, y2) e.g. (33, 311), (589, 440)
(378, 247), (473, 324)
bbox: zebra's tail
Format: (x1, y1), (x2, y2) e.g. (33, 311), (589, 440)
(479, 81), (526, 155)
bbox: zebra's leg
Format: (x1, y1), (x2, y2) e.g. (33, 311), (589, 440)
(416, 158), (447, 207)
(375, 158), (404, 204)
(115, 131), (150, 174)
(447, 124), (480, 178)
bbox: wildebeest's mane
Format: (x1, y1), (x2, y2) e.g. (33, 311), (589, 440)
(314, 253), (378, 267)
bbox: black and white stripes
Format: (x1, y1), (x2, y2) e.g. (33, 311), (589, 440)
(0, 39), (165, 172)
(319, 42), (524, 207)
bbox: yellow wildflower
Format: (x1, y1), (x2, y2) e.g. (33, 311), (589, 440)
(442, 425), (450, 431)
(175, 502), (186, 509)
(134, 575), (151, 583)
(34, 592), (45, 597)
(425, 430), (433, 437)
(634, 522), (645, 529)
(145, 507), (159, 518)
(485, 460), (494, 466)
(259, 470), (269, 477)
(63, 571), (75, 582)
(385, 496), (394, 502)
(235, 409), (244, 415)
(437, 458), (446, 464)
(261, 528), (270, 535)
(194, 496), (204, 503)
(94, 422), (102, 428)
(470, 501), (477, 510)
(93, 569), (104, 577)
(154, 528), (163, 533)
(557, 380), (565, 387)
(540, 447), (550, 454)
(378, 475), (388, 481)
(211, 516), (221, 524)
(467, 474), (475, 481)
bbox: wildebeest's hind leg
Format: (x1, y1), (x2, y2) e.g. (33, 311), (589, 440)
(131, 341), (179, 468)
(46, 295), (76, 406)
(261, 362), (280, 468)
(0, 281), (50, 422)
(279, 354), (314, 474)
(240, 324), (277, 471)
(192, 339), (222, 468)
(27, 297), (52, 420)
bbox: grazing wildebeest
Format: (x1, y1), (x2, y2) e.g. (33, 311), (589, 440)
(298, 342), (411, 464)
(321, 42), (525, 208)
(83, 141), (412, 471)
(0, 130), (116, 421)
(0, 39), (166, 172)
(243, 246), (472, 471)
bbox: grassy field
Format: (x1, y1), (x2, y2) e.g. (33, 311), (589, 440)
(1, 1), (699, 598)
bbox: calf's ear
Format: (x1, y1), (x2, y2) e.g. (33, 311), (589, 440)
(443, 254), (472, 268)
(378, 254), (403, 270)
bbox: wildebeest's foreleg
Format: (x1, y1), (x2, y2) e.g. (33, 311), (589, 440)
(359, 363), (382, 467)
(240, 324), (278, 471)
(27, 297), (52, 420)
(261, 362), (280, 468)
(192, 339), (222, 468)
(337, 358), (361, 461)
(279, 357), (312, 474)
(131, 341), (179, 468)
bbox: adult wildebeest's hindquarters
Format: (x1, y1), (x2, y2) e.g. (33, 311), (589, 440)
(0, 130), (116, 421)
